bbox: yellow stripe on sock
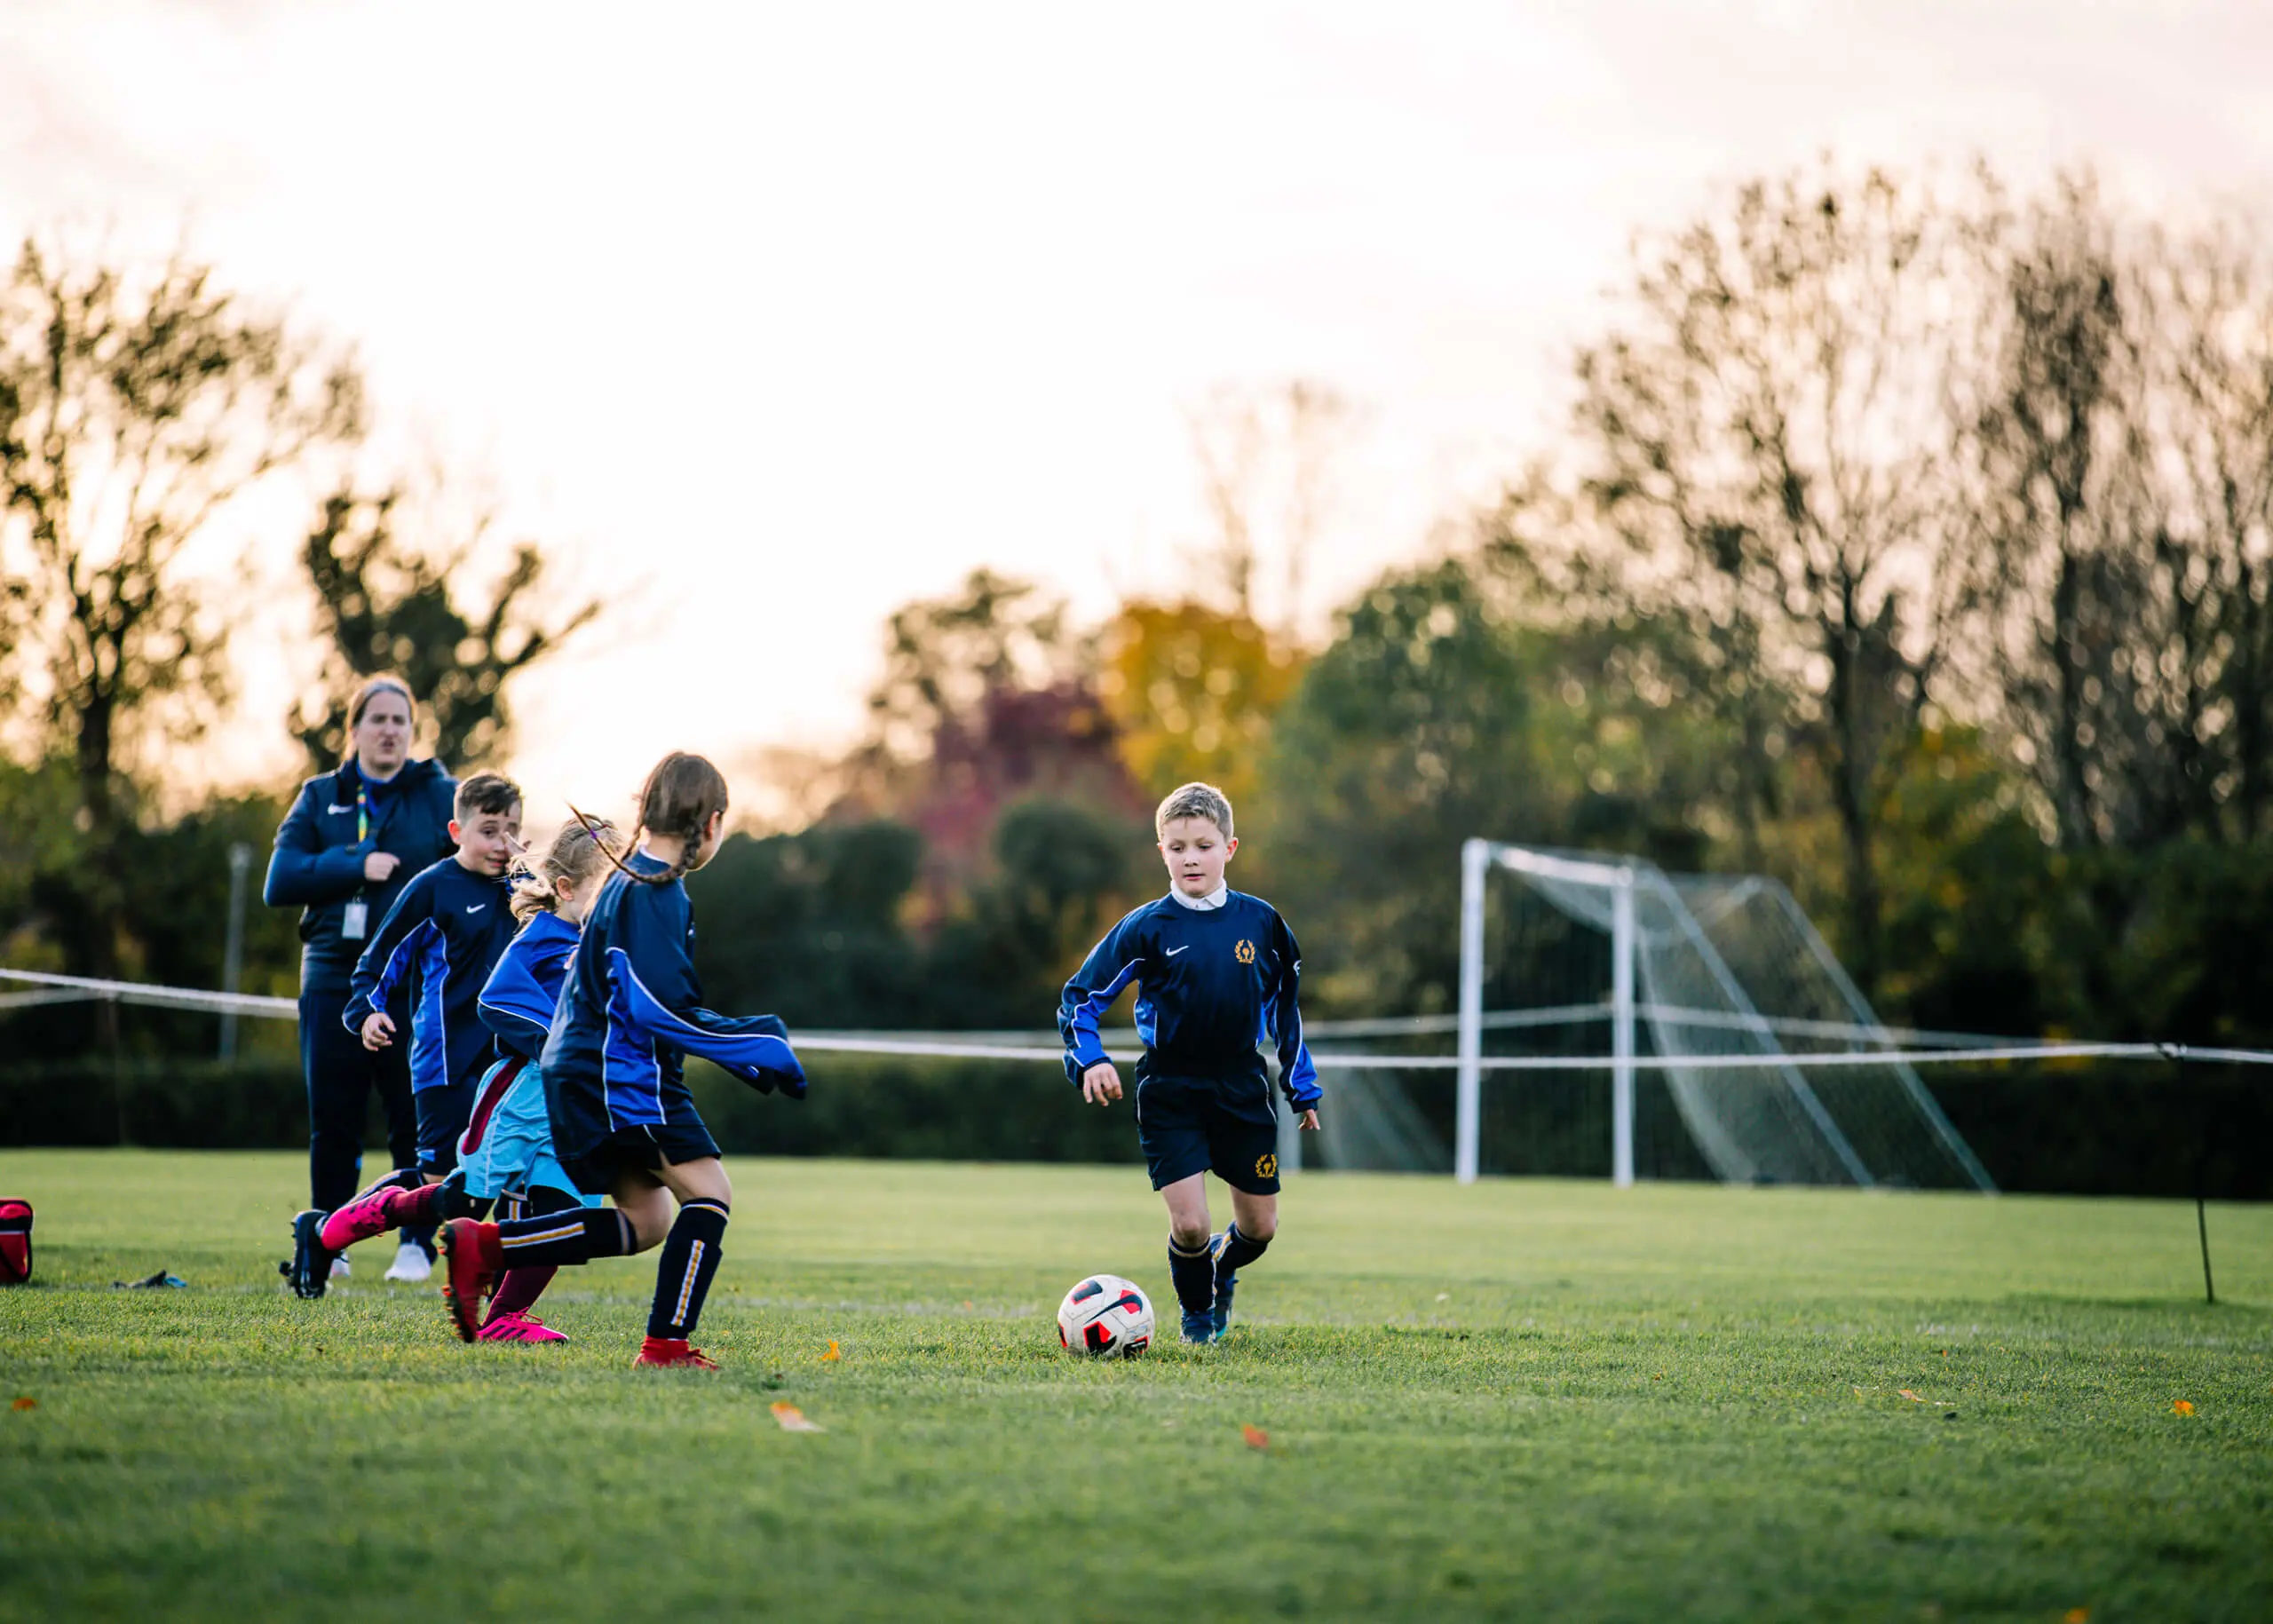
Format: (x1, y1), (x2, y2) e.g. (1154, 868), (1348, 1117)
(670, 1239), (705, 1327)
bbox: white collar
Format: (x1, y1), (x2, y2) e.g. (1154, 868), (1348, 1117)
(1168, 883), (1229, 911)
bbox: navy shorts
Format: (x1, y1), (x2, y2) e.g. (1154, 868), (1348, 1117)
(556, 1123), (723, 1198)
(1134, 1071), (1281, 1195)
(413, 1078), (478, 1176)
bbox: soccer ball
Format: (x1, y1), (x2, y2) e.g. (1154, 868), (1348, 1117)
(1057, 1273), (1154, 1357)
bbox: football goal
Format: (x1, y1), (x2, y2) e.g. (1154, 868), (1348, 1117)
(1453, 841), (1996, 1192)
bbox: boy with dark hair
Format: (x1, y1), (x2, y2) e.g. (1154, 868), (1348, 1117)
(1058, 780), (1322, 1345)
(286, 772), (523, 1291)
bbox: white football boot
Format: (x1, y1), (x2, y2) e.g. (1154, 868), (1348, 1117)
(383, 1240), (433, 1283)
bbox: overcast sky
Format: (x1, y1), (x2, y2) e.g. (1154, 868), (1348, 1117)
(4, 0), (2270, 821)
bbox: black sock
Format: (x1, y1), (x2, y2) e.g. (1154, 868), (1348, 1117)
(1168, 1235), (1214, 1316)
(647, 1199), (729, 1340)
(495, 1207), (631, 1269)
(1216, 1222), (1269, 1281)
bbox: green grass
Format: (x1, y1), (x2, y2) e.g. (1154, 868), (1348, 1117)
(3, 1152), (2270, 1623)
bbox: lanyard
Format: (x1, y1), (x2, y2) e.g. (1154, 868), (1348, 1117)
(355, 780), (372, 844)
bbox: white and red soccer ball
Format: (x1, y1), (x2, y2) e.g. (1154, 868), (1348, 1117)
(1057, 1273), (1154, 1357)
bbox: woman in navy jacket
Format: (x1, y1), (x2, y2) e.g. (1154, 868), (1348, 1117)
(265, 676), (458, 1279)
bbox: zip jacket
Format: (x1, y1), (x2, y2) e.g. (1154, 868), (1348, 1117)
(265, 757), (458, 992)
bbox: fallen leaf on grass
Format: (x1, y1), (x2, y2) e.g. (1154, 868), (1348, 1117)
(2172, 1399), (2194, 1416)
(10, 1397), (34, 1411)
(1242, 1424), (1270, 1451)
(1897, 1390), (1928, 1403)
(2063, 1609), (2090, 1623)
(820, 1341), (841, 1363)
(771, 1402), (825, 1433)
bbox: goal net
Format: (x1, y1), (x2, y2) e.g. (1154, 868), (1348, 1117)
(1453, 842), (1995, 1191)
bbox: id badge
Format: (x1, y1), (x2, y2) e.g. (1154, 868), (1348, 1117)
(341, 899), (369, 941)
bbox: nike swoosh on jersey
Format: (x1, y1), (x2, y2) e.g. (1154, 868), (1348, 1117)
(327, 804), (353, 813)
(464, 903), (486, 913)
(1163, 945), (1189, 956)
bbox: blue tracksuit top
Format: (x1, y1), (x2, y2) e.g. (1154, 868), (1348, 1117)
(342, 856), (516, 1092)
(1058, 889), (1321, 1106)
(264, 757), (458, 993)
(477, 909), (579, 1062)
(540, 851), (805, 1133)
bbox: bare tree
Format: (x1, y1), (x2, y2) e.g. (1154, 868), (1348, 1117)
(1967, 179), (2273, 849)
(1567, 164), (1986, 990)
(2148, 220), (2273, 841)
(1185, 378), (1358, 637)
(0, 240), (361, 826)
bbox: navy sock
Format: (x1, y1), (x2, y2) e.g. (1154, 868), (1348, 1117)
(1168, 1235), (1214, 1316)
(495, 1207), (631, 1269)
(647, 1199), (729, 1340)
(1216, 1223), (1270, 1281)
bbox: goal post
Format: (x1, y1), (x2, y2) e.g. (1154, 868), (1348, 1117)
(1453, 840), (1995, 1192)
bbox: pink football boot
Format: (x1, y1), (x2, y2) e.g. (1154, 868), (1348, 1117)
(476, 1311), (568, 1344)
(318, 1180), (411, 1252)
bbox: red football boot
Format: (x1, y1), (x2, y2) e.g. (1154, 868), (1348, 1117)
(437, 1218), (501, 1343)
(634, 1335), (719, 1369)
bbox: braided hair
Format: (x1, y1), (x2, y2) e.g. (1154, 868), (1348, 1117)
(510, 816), (622, 924)
(573, 751), (729, 888)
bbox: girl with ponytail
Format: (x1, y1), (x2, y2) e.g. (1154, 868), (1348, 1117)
(316, 817), (624, 1343)
(435, 753), (807, 1369)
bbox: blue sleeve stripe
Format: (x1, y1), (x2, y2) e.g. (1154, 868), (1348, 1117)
(410, 924), (452, 1091)
(606, 947), (806, 1085)
(1064, 960), (1139, 1065)
(371, 916), (440, 1017)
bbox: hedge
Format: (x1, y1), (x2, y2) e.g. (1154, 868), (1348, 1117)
(2, 1050), (2262, 1200)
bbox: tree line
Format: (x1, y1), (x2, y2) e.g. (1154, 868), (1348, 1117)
(6, 157), (2273, 1072)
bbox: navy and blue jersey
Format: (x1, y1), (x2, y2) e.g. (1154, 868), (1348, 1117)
(541, 852), (804, 1145)
(264, 757), (458, 992)
(1058, 890), (1321, 1106)
(477, 909), (579, 1062)
(342, 856), (515, 1094)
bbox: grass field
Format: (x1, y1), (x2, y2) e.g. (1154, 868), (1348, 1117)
(4, 1151), (2270, 1622)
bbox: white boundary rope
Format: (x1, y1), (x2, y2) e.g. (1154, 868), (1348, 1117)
(7, 966), (2271, 1070)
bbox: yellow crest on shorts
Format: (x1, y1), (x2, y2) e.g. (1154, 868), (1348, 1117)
(1255, 1153), (1278, 1179)
(1235, 939), (1255, 963)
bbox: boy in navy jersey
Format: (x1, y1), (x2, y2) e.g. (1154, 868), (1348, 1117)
(288, 773), (522, 1289)
(1059, 782), (1321, 1344)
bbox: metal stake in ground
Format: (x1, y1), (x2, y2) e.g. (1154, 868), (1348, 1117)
(2164, 1044), (2214, 1306)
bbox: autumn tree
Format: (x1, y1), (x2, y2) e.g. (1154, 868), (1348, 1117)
(1096, 600), (1303, 812)
(825, 568), (1140, 910)
(291, 484), (599, 772)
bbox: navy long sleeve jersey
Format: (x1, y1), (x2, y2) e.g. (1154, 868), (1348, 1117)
(343, 856), (516, 1092)
(264, 757), (458, 992)
(1058, 890), (1321, 1106)
(477, 908), (579, 1062)
(540, 852), (804, 1136)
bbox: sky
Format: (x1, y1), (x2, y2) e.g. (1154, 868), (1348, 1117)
(4, 0), (2271, 822)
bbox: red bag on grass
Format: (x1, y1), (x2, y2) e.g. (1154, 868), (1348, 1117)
(0, 1198), (31, 1285)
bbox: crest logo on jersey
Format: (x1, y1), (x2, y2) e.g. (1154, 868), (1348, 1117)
(1235, 939), (1255, 963)
(1255, 1153), (1278, 1179)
